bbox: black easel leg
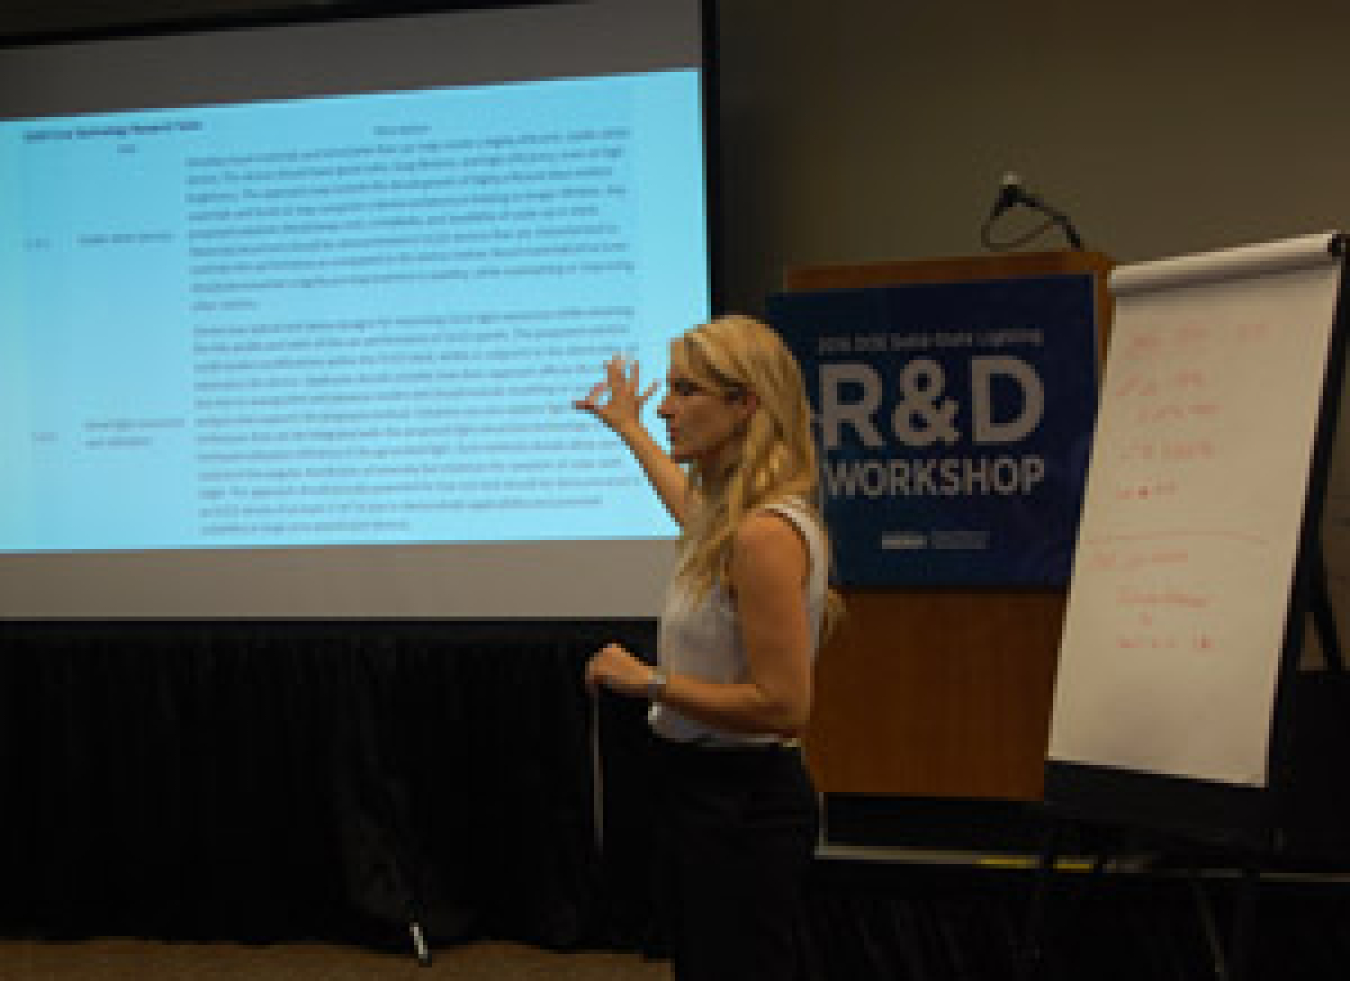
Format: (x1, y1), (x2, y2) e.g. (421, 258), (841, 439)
(1019, 819), (1064, 981)
(1310, 543), (1344, 671)
(1226, 867), (1260, 981)
(1185, 864), (1260, 981)
(1185, 867), (1227, 981)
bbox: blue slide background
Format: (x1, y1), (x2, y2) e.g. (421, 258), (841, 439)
(0, 70), (708, 552)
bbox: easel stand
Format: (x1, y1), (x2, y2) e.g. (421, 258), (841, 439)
(1019, 821), (1273, 981)
(1034, 232), (1350, 980)
(1024, 560), (1348, 981)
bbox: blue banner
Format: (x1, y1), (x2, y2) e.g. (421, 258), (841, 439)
(768, 274), (1098, 586)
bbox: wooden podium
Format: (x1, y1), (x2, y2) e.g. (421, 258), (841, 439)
(785, 250), (1114, 800)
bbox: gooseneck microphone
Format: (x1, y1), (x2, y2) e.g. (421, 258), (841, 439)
(981, 172), (1085, 251)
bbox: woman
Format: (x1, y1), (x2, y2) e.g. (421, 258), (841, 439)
(576, 314), (839, 981)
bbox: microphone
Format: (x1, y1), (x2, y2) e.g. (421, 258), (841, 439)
(982, 172), (1085, 250)
(987, 172), (1040, 221)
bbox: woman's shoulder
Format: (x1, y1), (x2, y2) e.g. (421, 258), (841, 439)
(736, 506), (800, 540)
(753, 496), (819, 535)
(729, 510), (809, 586)
(735, 498), (817, 557)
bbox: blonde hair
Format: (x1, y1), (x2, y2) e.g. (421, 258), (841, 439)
(671, 315), (843, 635)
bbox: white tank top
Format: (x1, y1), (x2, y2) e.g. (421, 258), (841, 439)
(649, 498), (827, 745)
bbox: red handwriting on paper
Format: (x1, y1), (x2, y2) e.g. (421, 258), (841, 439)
(1134, 402), (1222, 425)
(1088, 530), (1270, 548)
(1117, 585), (1212, 609)
(1161, 438), (1215, 462)
(1125, 331), (1164, 357)
(1112, 585), (1217, 654)
(1120, 441), (1156, 462)
(1116, 479), (1180, 501)
(1170, 368), (1206, 390)
(1113, 367), (1208, 400)
(1116, 632), (1221, 653)
(1172, 322), (1212, 350)
(1086, 546), (1190, 573)
(1235, 322), (1271, 344)
(1113, 373), (1161, 398)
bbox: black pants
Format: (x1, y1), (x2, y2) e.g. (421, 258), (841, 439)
(654, 737), (819, 981)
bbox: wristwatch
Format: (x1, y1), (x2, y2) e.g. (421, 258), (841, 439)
(645, 667), (668, 702)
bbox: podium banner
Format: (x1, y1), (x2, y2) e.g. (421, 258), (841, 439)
(768, 274), (1098, 586)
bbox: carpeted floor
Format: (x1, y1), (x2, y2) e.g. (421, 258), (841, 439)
(0, 939), (669, 981)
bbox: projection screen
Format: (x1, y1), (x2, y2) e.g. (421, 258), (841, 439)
(0, 0), (714, 618)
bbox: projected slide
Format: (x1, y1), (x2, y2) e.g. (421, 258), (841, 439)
(0, 70), (707, 552)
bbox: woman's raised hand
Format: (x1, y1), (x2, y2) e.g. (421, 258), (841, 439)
(573, 354), (659, 435)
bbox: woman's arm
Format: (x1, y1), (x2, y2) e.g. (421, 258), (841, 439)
(585, 510), (814, 737)
(574, 355), (691, 527)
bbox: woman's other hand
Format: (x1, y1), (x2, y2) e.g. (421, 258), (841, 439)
(584, 642), (654, 698)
